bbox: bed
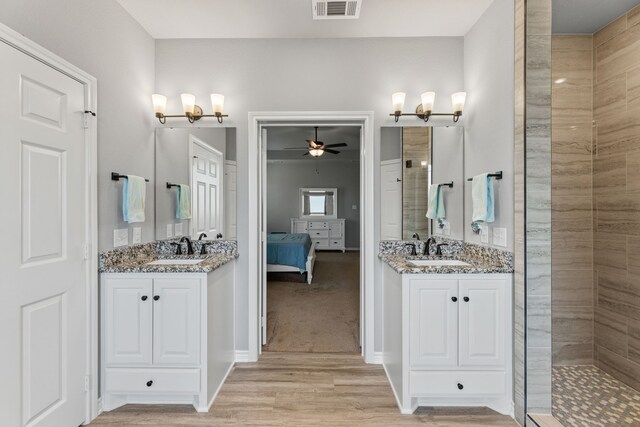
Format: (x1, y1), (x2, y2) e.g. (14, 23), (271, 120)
(266, 233), (316, 285)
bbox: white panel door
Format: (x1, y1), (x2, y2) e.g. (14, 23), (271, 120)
(0, 41), (87, 427)
(191, 136), (223, 238)
(459, 280), (506, 367)
(409, 279), (458, 367)
(153, 279), (200, 365)
(225, 161), (237, 240)
(104, 278), (153, 366)
(381, 160), (402, 240)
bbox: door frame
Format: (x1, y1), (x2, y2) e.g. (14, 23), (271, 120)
(248, 111), (375, 363)
(0, 23), (99, 423)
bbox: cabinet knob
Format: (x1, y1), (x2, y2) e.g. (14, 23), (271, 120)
(141, 295), (148, 301)
(146, 380), (153, 387)
(463, 296), (470, 302)
(451, 296), (458, 302)
(153, 295), (160, 301)
(457, 383), (464, 390)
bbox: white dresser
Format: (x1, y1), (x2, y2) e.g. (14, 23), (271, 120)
(291, 218), (346, 252)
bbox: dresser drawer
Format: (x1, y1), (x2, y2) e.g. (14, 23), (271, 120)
(409, 370), (506, 396)
(329, 240), (343, 248)
(105, 368), (200, 394)
(312, 239), (330, 249)
(309, 230), (329, 238)
(308, 221), (329, 229)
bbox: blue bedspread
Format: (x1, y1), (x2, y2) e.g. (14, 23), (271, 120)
(267, 233), (312, 270)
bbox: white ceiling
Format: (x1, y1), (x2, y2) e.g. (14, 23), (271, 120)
(116, 0), (495, 39)
(553, 0), (640, 33)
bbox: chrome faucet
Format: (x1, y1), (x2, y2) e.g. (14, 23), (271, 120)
(179, 236), (195, 255)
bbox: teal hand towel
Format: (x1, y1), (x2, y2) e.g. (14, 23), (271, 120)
(471, 173), (495, 223)
(176, 184), (191, 220)
(122, 175), (146, 223)
(426, 184), (446, 219)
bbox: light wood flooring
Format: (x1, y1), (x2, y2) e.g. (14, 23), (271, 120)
(90, 352), (517, 426)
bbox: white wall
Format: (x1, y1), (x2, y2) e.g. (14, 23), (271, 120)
(155, 37), (465, 352)
(463, 0), (516, 250)
(0, 0), (156, 251)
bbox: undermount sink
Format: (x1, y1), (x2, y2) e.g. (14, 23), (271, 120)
(146, 259), (205, 266)
(408, 259), (471, 267)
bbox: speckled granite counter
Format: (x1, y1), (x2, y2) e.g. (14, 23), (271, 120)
(379, 238), (513, 274)
(99, 239), (238, 274)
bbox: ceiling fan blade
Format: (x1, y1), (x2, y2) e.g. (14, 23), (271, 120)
(283, 147), (309, 150)
(303, 151), (310, 156)
(324, 149), (340, 154)
(324, 143), (348, 148)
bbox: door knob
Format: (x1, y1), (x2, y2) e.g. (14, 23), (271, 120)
(146, 380), (153, 387)
(396, 178), (402, 182)
(463, 296), (470, 302)
(451, 296), (458, 302)
(141, 295), (148, 301)
(153, 295), (160, 301)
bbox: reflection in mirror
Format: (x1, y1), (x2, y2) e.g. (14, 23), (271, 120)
(380, 126), (464, 241)
(300, 188), (337, 218)
(154, 127), (236, 240)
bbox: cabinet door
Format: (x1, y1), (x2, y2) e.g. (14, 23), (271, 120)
(329, 221), (342, 238)
(458, 279), (505, 367)
(153, 279), (201, 365)
(292, 220), (307, 233)
(104, 278), (153, 365)
(409, 279), (458, 367)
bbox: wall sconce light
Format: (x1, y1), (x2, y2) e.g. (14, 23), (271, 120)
(390, 91), (466, 123)
(152, 93), (228, 124)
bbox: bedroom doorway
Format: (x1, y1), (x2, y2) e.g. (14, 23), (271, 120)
(262, 126), (361, 353)
(248, 111), (375, 362)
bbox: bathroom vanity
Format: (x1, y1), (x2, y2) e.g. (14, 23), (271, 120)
(380, 246), (513, 416)
(99, 243), (237, 413)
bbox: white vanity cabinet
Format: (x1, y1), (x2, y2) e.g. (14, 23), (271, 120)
(291, 218), (346, 252)
(100, 261), (235, 413)
(383, 264), (512, 415)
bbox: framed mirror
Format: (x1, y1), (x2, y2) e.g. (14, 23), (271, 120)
(154, 127), (237, 240)
(300, 187), (338, 219)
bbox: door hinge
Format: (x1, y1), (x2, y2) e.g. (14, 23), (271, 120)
(83, 243), (89, 260)
(84, 375), (90, 392)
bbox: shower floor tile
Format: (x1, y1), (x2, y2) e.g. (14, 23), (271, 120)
(553, 365), (640, 427)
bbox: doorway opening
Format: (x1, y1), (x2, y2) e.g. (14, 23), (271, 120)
(262, 125), (361, 353)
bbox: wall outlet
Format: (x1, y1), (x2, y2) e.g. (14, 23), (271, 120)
(493, 227), (508, 247)
(166, 224), (173, 238)
(132, 227), (142, 244)
(113, 228), (128, 247)
(175, 223), (183, 236)
(480, 224), (489, 244)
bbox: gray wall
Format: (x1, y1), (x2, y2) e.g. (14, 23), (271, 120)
(463, 0), (516, 251)
(267, 160), (361, 249)
(154, 127), (227, 239)
(0, 0), (156, 251)
(432, 127), (465, 240)
(156, 36), (464, 352)
(380, 127), (402, 161)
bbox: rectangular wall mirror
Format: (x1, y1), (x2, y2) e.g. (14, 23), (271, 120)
(300, 188), (338, 219)
(154, 127), (237, 240)
(380, 126), (464, 241)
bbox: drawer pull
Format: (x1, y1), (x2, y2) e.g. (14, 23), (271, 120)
(463, 296), (470, 302)
(146, 380), (153, 387)
(451, 296), (457, 302)
(153, 295), (160, 301)
(457, 383), (464, 390)
(141, 295), (148, 301)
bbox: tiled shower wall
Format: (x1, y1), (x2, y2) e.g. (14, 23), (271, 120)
(402, 127), (431, 240)
(593, 5), (640, 391)
(551, 35), (594, 366)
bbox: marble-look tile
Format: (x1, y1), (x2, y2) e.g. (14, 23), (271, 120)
(626, 151), (640, 192)
(528, 295), (552, 348)
(552, 342), (594, 366)
(629, 322), (640, 365)
(597, 23), (640, 84)
(593, 73), (626, 121)
(551, 195), (592, 222)
(526, 0), (551, 36)
(552, 35), (593, 52)
(552, 231), (593, 271)
(551, 155), (592, 195)
(595, 306), (629, 358)
(628, 66), (640, 111)
(597, 272), (640, 321)
(626, 235), (640, 276)
(552, 270), (593, 307)
(594, 14), (627, 48)
(593, 153), (625, 196)
(552, 306), (593, 343)
(597, 191), (640, 235)
(551, 126), (592, 156)
(597, 346), (640, 391)
(596, 109), (640, 156)
(628, 4), (640, 29)
(594, 233), (628, 275)
(527, 347), (553, 413)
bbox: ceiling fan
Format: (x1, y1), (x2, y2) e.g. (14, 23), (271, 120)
(283, 126), (348, 157)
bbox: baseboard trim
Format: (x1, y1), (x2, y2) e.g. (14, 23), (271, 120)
(235, 350), (250, 362)
(371, 351), (383, 364)
(345, 248), (361, 252)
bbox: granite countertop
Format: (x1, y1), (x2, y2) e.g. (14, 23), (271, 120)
(99, 253), (238, 274)
(379, 253), (514, 274)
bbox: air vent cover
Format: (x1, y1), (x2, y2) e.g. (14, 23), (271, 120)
(312, 0), (361, 20)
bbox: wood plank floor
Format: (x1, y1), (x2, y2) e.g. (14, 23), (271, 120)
(89, 352), (518, 426)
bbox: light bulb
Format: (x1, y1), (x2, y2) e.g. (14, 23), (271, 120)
(451, 92), (467, 114)
(420, 91), (435, 113)
(391, 92), (406, 114)
(151, 94), (167, 115)
(210, 93), (225, 114)
(309, 149), (324, 157)
(181, 93), (196, 115)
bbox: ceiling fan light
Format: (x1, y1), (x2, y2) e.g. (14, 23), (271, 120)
(309, 148), (324, 157)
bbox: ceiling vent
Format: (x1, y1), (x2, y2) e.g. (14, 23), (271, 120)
(312, 0), (361, 20)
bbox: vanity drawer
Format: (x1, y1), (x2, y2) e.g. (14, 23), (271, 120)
(308, 221), (329, 230)
(105, 368), (200, 393)
(329, 240), (343, 248)
(409, 370), (506, 396)
(312, 239), (330, 249)
(309, 230), (329, 238)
